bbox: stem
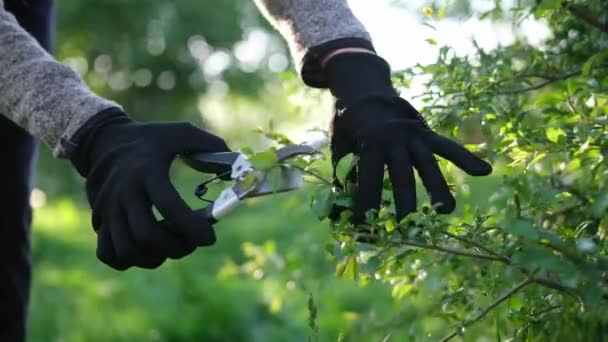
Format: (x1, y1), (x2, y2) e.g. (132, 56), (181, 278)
(441, 232), (511, 262)
(529, 305), (561, 319)
(439, 277), (532, 342)
(497, 70), (581, 94)
(394, 238), (508, 263)
(291, 165), (333, 186)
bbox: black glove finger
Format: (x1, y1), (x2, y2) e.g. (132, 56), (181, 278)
(108, 208), (166, 269)
(354, 143), (386, 223)
(145, 170), (217, 246)
(170, 123), (231, 153)
(87, 166), (121, 230)
(330, 114), (359, 187)
(386, 145), (417, 221)
(92, 212), (103, 231)
(427, 133), (492, 176)
(96, 226), (131, 271)
(409, 139), (456, 214)
(123, 192), (196, 260)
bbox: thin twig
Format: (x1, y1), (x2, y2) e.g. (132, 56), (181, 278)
(514, 193), (522, 219)
(393, 238), (507, 263)
(441, 231), (511, 262)
(540, 241), (584, 265)
(529, 305), (561, 319)
(439, 277), (532, 342)
(350, 232), (505, 262)
(497, 70), (581, 94)
(512, 305), (562, 339)
(290, 165), (333, 186)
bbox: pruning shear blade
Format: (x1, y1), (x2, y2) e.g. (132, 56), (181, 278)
(183, 131), (328, 222)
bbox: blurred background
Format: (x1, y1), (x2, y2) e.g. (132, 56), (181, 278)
(30, 0), (547, 340)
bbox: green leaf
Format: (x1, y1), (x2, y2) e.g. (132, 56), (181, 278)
(334, 194), (353, 208)
(312, 187), (335, 220)
(546, 127), (566, 144)
(495, 314), (502, 342)
(502, 219), (539, 240)
(264, 131), (292, 145)
(425, 38), (437, 45)
(391, 279), (413, 299)
(512, 247), (578, 279)
(241, 172), (259, 189)
(526, 152), (546, 169)
(582, 50), (608, 77)
(335, 153), (358, 186)
(422, 6), (433, 19)
(535, 93), (563, 106)
(591, 192), (608, 218)
(249, 149), (278, 170)
(265, 167), (285, 193)
(437, 6), (447, 20)
(535, 0), (563, 11)
(385, 219), (397, 233)
(582, 59), (593, 77)
(338, 256), (358, 280)
(538, 231), (562, 246)
(335, 258), (347, 277)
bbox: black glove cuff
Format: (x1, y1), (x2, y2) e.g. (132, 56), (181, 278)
(325, 53), (397, 109)
(301, 38), (376, 88)
(69, 108), (131, 177)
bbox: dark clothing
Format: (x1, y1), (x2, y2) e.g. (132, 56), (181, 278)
(0, 0), (54, 340)
(4, 0), (54, 49)
(0, 116), (37, 342)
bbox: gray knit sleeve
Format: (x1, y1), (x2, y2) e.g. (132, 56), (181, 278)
(253, 0), (372, 85)
(0, 1), (120, 157)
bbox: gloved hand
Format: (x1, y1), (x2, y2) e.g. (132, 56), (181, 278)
(326, 53), (492, 223)
(69, 109), (230, 270)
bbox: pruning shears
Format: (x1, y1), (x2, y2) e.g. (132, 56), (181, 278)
(181, 131), (328, 223)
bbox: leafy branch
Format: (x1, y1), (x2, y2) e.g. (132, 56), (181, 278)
(562, 1), (608, 34)
(441, 231), (510, 261)
(496, 69), (583, 94)
(392, 237), (508, 263)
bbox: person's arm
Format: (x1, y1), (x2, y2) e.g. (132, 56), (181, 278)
(0, 0), (118, 156)
(0, 1), (229, 270)
(253, 0), (376, 87)
(254, 0), (492, 222)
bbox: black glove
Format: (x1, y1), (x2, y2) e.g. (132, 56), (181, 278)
(326, 53), (492, 223)
(70, 109), (230, 270)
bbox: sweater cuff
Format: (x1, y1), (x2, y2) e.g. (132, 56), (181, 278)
(301, 38), (375, 89)
(61, 107), (128, 159)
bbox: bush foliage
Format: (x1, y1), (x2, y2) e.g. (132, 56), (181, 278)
(248, 1), (608, 340)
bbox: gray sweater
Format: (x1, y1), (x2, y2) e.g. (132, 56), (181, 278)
(0, 0), (370, 157)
